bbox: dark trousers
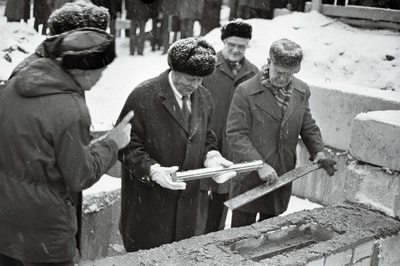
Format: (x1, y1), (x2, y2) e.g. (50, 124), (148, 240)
(0, 253), (74, 266)
(231, 209), (276, 228)
(196, 191), (228, 235)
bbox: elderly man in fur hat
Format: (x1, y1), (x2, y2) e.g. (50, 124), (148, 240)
(117, 37), (236, 252)
(0, 28), (133, 266)
(226, 38), (337, 228)
(196, 19), (259, 235)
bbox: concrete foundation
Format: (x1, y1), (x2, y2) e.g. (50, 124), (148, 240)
(79, 203), (400, 266)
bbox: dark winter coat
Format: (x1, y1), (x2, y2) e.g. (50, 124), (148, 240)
(8, 43), (45, 80)
(91, 0), (122, 19)
(118, 70), (217, 252)
(226, 71), (325, 214)
(0, 58), (118, 263)
(4, 0), (30, 21)
(200, 51), (259, 194)
(125, 0), (155, 20)
(177, 0), (204, 20)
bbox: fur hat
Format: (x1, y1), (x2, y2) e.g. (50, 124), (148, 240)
(43, 28), (116, 70)
(221, 19), (252, 41)
(269, 38), (303, 68)
(47, 1), (110, 35)
(168, 38), (216, 77)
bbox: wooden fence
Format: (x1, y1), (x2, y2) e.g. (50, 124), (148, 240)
(311, 0), (400, 30)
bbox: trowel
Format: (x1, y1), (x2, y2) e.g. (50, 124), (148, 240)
(224, 163), (323, 210)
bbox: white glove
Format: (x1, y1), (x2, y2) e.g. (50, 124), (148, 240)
(257, 163), (278, 185)
(204, 150), (237, 184)
(150, 164), (186, 190)
(313, 151), (326, 164)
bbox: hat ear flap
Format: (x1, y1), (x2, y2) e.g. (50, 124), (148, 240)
(43, 34), (66, 59)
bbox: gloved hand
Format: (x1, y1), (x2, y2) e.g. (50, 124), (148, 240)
(313, 152), (337, 176)
(150, 164), (186, 190)
(204, 150), (237, 184)
(257, 163), (279, 185)
(318, 159), (338, 176)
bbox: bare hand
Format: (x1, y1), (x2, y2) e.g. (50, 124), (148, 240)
(108, 111), (134, 150)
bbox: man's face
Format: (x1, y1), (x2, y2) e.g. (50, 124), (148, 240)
(172, 71), (203, 96)
(269, 62), (300, 88)
(222, 36), (249, 62)
(68, 67), (105, 91)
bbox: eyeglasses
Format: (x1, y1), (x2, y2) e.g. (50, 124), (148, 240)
(226, 42), (247, 51)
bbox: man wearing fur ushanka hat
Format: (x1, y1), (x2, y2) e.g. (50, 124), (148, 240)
(8, 0), (110, 79)
(117, 37), (236, 252)
(0, 28), (133, 265)
(196, 19), (259, 235)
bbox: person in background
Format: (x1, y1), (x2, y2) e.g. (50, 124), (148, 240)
(200, 0), (223, 36)
(8, 0), (110, 80)
(4, 0), (30, 23)
(178, 0), (204, 38)
(91, 0), (122, 35)
(226, 38), (337, 228)
(33, 0), (52, 35)
(158, 0), (180, 54)
(117, 37), (236, 252)
(125, 0), (157, 55)
(0, 28), (133, 266)
(197, 19), (259, 234)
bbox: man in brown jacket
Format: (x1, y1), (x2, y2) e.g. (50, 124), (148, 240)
(226, 38), (336, 227)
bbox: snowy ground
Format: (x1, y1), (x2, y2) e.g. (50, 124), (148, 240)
(1, 3), (399, 222)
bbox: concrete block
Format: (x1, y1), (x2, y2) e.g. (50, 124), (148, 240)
(344, 163), (400, 218)
(293, 141), (348, 206)
(352, 240), (374, 262)
(324, 249), (352, 266)
(307, 82), (400, 150)
(350, 110), (400, 172)
(376, 234), (400, 266)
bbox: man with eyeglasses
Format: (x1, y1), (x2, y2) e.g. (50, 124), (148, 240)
(196, 19), (259, 235)
(226, 38), (337, 228)
(116, 37), (236, 252)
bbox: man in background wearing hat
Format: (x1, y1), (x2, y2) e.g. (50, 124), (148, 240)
(8, 0), (110, 80)
(117, 37), (236, 252)
(226, 38), (337, 228)
(196, 19), (259, 235)
(0, 28), (133, 266)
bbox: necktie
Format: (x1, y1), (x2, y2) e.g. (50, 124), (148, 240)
(182, 95), (191, 127)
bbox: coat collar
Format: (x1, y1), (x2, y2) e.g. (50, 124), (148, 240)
(158, 69), (206, 136)
(215, 51), (255, 82)
(251, 71), (306, 124)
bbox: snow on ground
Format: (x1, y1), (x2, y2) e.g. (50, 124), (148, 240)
(1, 4), (399, 215)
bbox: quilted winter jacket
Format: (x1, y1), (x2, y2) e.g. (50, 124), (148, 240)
(0, 58), (118, 263)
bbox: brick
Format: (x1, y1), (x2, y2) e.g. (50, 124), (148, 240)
(350, 110), (400, 172)
(306, 258), (324, 266)
(353, 257), (371, 266)
(377, 234), (400, 266)
(324, 249), (352, 266)
(352, 240), (374, 262)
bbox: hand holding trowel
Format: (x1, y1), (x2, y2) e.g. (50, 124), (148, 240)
(224, 158), (337, 210)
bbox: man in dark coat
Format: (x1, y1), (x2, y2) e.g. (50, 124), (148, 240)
(197, 20), (259, 234)
(226, 38), (336, 227)
(0, 28), (133, 266)
(117, 38), (235, 252)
